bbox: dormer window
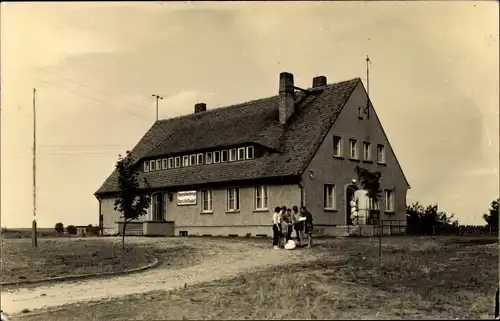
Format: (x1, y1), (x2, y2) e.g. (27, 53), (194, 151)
(206, 152), (213, 164)
(213, 151), (221, 163)
(197, 153), (204, 165)
(246, 146), (254, 159)
(144, 162), (150, 172)
(237, 147), (245, 160)
(152, 145), (259, 172)
(221, 150), (228, 162)
(229, 149), (237, 162)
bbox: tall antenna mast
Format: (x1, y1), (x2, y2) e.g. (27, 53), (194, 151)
(365, 55), (372, 119)
(152, 94), (163, 121)
(32, 88), (38, 247)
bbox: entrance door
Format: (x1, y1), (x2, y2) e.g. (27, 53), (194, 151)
(152, 192), (167, 221)
(346, 185), (358, 225)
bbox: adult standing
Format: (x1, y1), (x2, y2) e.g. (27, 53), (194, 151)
(272, 207), (282, 249)
(280, 206), (290, 245)
(301, 206), (314, 248)
(292, 205), (303, 246)
(284, 208), (294, 242)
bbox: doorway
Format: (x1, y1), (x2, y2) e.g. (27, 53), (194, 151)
(152, 192), (167, 221)
(346, 185), (359, 225)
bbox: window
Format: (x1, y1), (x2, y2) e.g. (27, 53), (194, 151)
(213, 151), (221, 163)
(168, 157), (174, 169)
(229, 149), (237, 162)
(201, 190), (213, 212)
(221, 150), (228, 162)
(385, 189), (394, 212)
(155, 159), (161, 170)
(369, 197), (379, 210)
(149, 160), (155, 171)
(254, 186), (268, 210)
(144, 162), (150, 172)
(174, 156), (181, 168)
(197, 153), (204, 165)
(377, 144), (386, 163)
(324, 184), (335, 209)
(190, 154), (196, 166)
(246, 146), (254, 159)
(237, 147), (246, 160)
(161, 159), (168, 170)
(205, 152), (213, 164)
(152, 192), (166, 221)
(227, 188), (240, 212)
(349, 139), (358, 159)
(363, 142), (371, 160)
(182, 155), (189, 167)
(333, 136), (342, 157)
(357, 106), (364, 119)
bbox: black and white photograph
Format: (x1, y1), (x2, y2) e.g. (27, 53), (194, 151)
(1, 1), (498, 320)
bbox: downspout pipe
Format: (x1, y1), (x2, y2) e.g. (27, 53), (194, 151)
(95, 194), (103, 236)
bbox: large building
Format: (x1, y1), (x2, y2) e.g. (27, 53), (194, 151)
(95, 72), (410, 237)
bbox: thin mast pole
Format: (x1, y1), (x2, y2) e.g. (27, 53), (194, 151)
(32, 88), (38, 247)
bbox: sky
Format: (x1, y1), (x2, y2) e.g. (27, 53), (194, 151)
(1, 1), (498, 228)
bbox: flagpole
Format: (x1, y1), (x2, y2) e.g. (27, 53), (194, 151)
(32, 88), (38, 247)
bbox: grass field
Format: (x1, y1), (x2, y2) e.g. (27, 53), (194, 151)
(1, 238), (156, 285)
(12, 236), (499, 320)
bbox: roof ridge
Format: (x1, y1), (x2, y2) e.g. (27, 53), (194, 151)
(154, 78), (361, 124)
(155, 95), (279, 124)
(306, 77), (361, 91)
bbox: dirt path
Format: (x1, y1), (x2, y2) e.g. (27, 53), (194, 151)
(2, 238), (311, 316)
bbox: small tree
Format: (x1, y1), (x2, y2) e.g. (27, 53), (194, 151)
(66, 225), (77, 235)
(355, 166), (382, 221)
(113, 151), (150, 252)
(483, 198), (499, 230)
(55, 222), (64, 234)
(355, 166), (382, 259)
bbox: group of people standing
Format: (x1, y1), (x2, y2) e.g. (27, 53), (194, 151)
(272, 205), (313, 249)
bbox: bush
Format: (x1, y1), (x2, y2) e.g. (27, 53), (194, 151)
(55, 222), (64, 234)
(66, 225), (77, 235)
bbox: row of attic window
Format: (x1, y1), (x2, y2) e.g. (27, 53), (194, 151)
(144, 146), (255, 172)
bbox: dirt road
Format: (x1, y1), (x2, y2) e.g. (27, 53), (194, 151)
(1, 237), (310, 316)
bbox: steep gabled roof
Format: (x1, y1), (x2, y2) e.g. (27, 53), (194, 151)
(95, 78), (360, 195)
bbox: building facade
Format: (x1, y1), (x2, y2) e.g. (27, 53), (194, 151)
(95, 72), (410, 237)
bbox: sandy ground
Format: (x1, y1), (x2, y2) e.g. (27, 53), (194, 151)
(1, 237), (311, 316)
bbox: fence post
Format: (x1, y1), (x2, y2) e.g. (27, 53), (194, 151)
(432, 226), (435, 236)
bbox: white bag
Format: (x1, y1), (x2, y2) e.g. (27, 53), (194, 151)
(284, 240), (296, 250)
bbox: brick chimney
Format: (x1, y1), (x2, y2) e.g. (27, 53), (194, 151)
(279, 72), (295, 124)
(312, 76), (327, 88)
(194, 103), (207, 113)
